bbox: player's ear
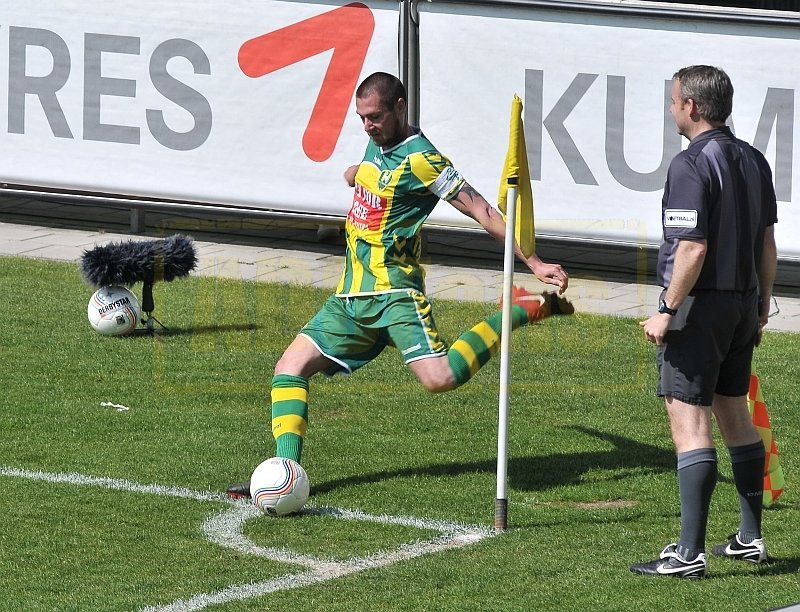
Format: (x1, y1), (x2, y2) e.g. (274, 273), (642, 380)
(395, 97), (407, 116)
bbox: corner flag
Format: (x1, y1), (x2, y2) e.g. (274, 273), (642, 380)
(495, 93), (536, 532)
(498, 94), (535, 259)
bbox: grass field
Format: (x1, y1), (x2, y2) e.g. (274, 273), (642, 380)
(1, 255), (799, 611)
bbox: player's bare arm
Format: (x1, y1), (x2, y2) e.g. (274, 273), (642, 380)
(449, 182), (569, 292)
(344, 164), (359, 187)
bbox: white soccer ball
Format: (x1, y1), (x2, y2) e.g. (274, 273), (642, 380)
(87, 286), (141, 336)
(250, 457), (310, 516)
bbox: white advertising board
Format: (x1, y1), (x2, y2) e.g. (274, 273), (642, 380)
(0, 1), (398, 217)
(418, 2), (799, 259)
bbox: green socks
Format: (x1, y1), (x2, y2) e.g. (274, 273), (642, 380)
(271, 374), (309, 463)
(447, 307), (526, 387)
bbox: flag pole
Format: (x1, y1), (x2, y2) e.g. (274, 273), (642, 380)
(495, 177), (518, 532)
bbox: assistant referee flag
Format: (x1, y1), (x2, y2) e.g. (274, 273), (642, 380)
(748, 371), (785, 506)
(498, 94), (535, 258)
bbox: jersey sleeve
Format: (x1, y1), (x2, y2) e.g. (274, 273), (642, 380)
(410, 151), (465, 201)
(753, 148), (779, 226)
(662, 155), (708, 241)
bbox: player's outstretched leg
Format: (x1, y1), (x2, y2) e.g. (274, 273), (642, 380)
(446, 285), (573, 388)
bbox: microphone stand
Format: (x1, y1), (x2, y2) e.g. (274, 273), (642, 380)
(141, 278), (167, 332)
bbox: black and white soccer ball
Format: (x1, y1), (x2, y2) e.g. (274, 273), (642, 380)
(87, 286), (140, 336)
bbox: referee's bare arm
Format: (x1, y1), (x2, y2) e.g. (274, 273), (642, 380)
(640, 238), (706, 345)
(758, 225), (778, 332)
(663, 238), (707, 312)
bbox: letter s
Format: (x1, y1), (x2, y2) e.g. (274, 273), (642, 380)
(147, 39), (212, 151)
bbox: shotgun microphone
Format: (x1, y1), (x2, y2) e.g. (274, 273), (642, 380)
(81, 234), (198, 330)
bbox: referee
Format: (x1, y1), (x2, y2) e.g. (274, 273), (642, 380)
(632, 65), (778, 579)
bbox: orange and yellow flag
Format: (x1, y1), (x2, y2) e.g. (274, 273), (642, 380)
(498, 94), (535, 259)
(747, 372), (785, 506)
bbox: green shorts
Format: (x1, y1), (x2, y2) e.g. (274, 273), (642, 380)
(299, 290), (447, 375)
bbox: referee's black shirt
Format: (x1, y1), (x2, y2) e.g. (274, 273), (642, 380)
(657, 126), (778, 291)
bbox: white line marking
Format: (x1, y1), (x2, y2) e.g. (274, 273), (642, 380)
(0, 465), (230, 503)
(1, 465), (495, 611)
(202, 503), (326, 568)
(150, 504), (491, 612)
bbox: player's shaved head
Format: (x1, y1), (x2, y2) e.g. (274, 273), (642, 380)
(356, 72), (407, 111)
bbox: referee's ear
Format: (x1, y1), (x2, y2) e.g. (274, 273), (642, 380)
(686, 98), (702, 120)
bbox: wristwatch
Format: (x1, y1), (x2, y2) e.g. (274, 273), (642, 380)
(658, 299), (678, 316)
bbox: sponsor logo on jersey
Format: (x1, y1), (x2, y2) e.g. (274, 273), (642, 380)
(664, 209), (698, 228)
(348, 183), (387, 230)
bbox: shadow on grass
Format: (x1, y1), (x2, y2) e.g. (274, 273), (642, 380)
(313, 425), (676, 495)
(711, 555), (800, 580)
(126, 323), (257, 337)
(756, 556), (800, 576)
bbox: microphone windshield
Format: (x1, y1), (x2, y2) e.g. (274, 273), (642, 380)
(81, 234), (198, 288)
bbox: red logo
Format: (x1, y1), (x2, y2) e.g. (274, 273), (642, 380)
(348, 183), (386, 230)
(238, 3), (375, 162)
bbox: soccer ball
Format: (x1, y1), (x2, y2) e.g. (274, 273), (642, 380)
(250, 457), (310, 516)
(87, 286), (141, 336)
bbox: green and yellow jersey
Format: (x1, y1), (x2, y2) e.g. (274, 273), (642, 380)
(336, 130), (464, 296)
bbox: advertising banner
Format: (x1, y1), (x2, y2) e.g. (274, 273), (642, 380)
(417, 2), (799, 258)
(0, 1), (398, 217)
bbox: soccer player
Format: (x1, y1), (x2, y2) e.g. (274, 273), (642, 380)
(227, 72), (572, 498)
(632, 65), (778, 578)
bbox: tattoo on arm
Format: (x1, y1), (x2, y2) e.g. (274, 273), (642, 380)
(450, 182), (494, 226)
(458, 184), (479, 202)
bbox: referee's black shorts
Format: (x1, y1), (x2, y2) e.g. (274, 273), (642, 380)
(656, 288), (759, 405)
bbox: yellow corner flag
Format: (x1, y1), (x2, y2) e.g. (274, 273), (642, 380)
(748, 371), (785, 507)
(498, 94), (535, 259)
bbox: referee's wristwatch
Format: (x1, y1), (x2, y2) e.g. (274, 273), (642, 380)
(658, 299), (678, 316)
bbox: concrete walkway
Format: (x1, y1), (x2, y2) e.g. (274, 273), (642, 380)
(0, 197), (798, 333)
